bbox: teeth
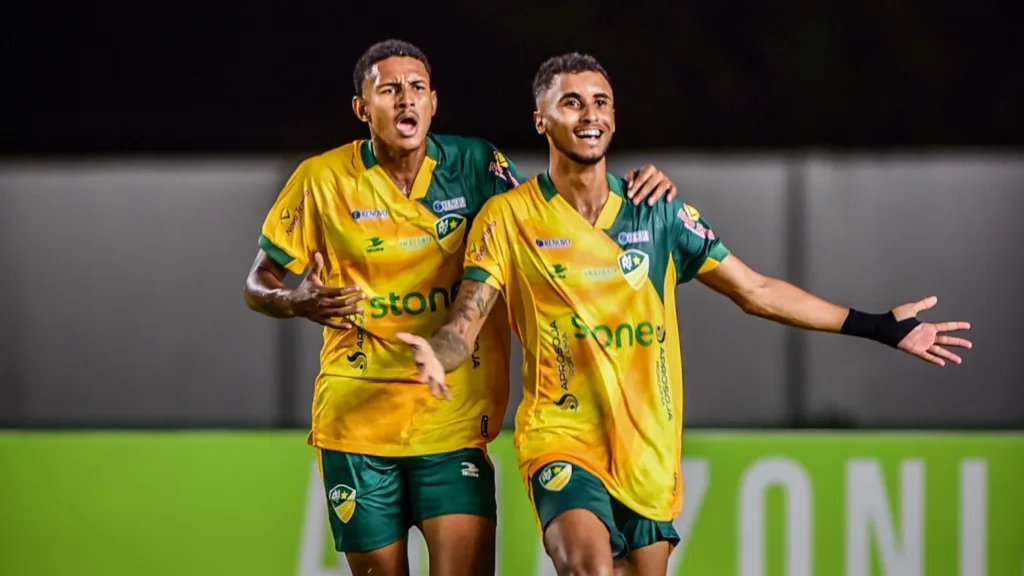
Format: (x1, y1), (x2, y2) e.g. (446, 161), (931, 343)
(576, 129), (600, 138)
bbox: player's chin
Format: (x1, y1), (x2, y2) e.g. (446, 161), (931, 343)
(385, 131), (426, 152)
(568, 148), (606, 166)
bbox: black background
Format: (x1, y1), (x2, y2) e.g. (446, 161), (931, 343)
(5, 0), (1021, 155)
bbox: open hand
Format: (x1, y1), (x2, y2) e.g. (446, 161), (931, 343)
(624, 164), (678, 206)
(396, 332), (450, 400)
(287, 252), (365, 330)
(892, 296), (972, 366)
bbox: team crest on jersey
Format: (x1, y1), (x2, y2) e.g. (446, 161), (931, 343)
(328, 484), (357, 523)
(618, 249), (650, 290)
(433, 214), (467, 253)
(538, 462), (573, 492)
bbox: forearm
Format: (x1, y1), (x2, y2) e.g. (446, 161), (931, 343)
(244, 269), (295, 319)
(740, 277), (849, 332)
(428, 279), (500, 372)
(428, 326), (474, 372)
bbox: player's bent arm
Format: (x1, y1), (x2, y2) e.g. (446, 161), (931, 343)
(697, 253), (849, 332)
(429, 280), (501, 372)
(243, 250), (298, 319)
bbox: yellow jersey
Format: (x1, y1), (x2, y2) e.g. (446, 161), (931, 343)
(462, 171), (730, 521)
(258, 134), (524, 457)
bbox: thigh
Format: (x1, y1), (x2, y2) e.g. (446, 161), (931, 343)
(319, 448), (409, 554)
(613, 541), (672, 576)
(406, 448), (497, 576)
(420, 514), (495, 576)
(610, 498), (679, 575)
(405, 447), (497, 524)
(531, 461), (623, 573)
(345, 539), (410, 576)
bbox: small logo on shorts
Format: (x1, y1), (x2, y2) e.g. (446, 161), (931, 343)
(538, 462), (573, 492)
(461, 462), (480, 478)
(328, 484), (356, 524)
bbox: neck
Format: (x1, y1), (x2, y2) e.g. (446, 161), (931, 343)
(370, 132), (426, 195)
(548, 149), (608, 222)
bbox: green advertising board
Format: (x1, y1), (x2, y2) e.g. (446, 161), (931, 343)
(0, 431), (1020, 576)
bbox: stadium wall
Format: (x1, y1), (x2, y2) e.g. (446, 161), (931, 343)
(0, 153), (1022, 429)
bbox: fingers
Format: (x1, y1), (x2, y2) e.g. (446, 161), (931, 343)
(396, 332), (425, 347)
(913, 295), (939, 314)
(625, 165), (657, 201)
(427, 376), (452, 400)
(934, 321), (971, 333)
(308, 252), (325, 284)
(917, 349), (946, 367)
(935, 334), (973, 349)
(316, 285), (363, 298)
(929, 345), (963, 365)
(313, 317), (353, 330)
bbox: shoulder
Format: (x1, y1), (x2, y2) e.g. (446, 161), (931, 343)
(293, 140), (363, 183)
(430, 133), (500, 157)
(479, 175), (535, 213)
(430, 133), (509, 172)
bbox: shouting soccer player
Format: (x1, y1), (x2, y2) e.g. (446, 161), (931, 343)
(243, 40), (680, 576)
(398, 52), (973, 576)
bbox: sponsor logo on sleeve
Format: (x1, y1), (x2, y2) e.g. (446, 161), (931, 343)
(676, 204), (715, 240)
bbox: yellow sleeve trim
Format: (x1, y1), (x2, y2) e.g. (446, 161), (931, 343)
(696, 256), (721, 275)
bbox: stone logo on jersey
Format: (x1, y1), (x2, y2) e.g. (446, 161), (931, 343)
(538, 462), (573, 492)
(434, 214), (467, 252)
(618, 249), (650, 290)
(328, 484), (356, 524)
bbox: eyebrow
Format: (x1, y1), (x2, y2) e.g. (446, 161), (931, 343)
(559, 91), (611, 102)
(377, 78), (428, 89)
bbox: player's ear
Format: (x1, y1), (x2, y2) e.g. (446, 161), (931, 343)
(351, 96), (368, 123)
(430, 90), (438, 117)
(533, 111), (545, 135)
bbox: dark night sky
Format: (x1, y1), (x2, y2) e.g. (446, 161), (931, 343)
(3, 0), (1021, 155)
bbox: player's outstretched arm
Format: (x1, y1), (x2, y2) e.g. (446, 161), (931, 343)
(244, 251), (365, 330)
(397, 280), (500, 399)
(697, 253), (973, 366)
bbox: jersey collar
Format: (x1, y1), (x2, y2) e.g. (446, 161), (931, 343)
(359, 134), (440, 170)
(537, 170), (625, 230)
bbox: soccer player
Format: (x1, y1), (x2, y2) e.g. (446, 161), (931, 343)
(398, 52), (973, 576)
(243, 40), (681, 576)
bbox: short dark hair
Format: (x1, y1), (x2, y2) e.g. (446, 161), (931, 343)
(352, 39), (431, 95)
(532, 52), (611, 101)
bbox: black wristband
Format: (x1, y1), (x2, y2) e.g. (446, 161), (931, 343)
(841, 309), (920, 348)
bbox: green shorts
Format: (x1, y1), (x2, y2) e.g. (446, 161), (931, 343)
(318, 447), (496, 553)
(530, 461), (680, 560)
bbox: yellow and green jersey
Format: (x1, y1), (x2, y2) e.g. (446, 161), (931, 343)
(463, 171), (730, 521)
(258, 134), (524, 457)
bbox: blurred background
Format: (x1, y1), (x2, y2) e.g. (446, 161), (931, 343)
(2, 2), (1022, 575)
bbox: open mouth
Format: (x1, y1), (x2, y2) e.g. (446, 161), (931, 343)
(573, 127), (603, 144)
(396, 113), (419, 137)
